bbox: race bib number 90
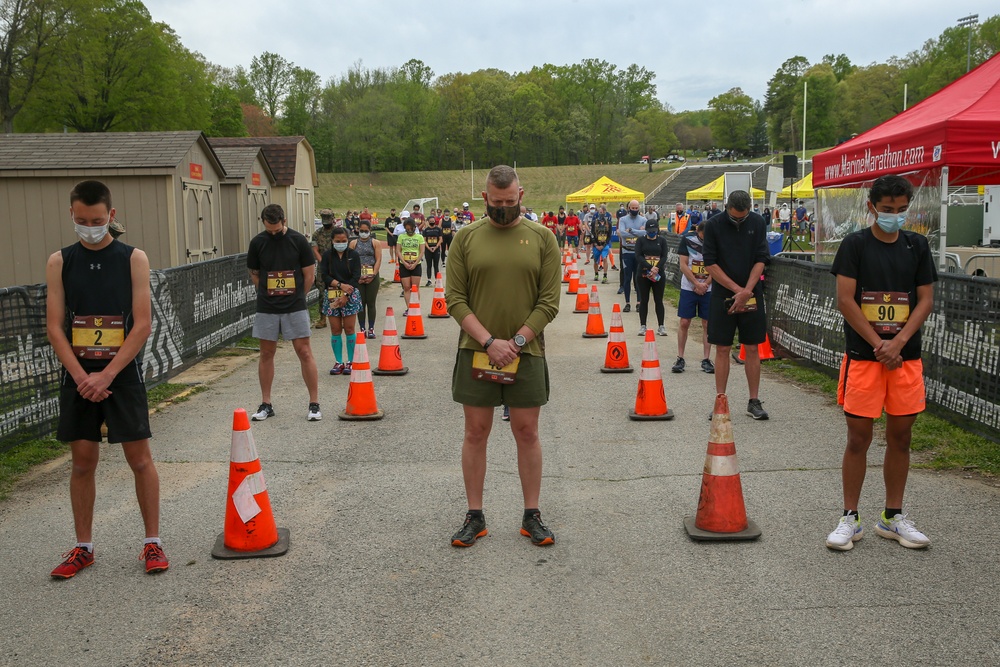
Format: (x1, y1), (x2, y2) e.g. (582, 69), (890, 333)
(861, 291), (910, 334)
(72, 315), (124, 360)
(266, 271), (296, 296)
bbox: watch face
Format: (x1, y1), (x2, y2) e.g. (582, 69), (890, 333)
(514, 334), (526, 347)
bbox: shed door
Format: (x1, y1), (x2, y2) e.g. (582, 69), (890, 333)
(295, 188), (311, 236)
(247, 187), (269, 248)
(183, 182), (219, 263)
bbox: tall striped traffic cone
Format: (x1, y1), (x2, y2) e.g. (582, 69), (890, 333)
(401, 285), (427, 339)
(562, 252), (572, 283)
(628, 329), (674, 420)
(600, 304), (633, 373)
(566, 264), (580, 295)
(683, 394), (761, 541)
(738, 335), (775, 361)
(574, 272), (590, 313)
(393, 267), (400, 283)
(211, 409), (289, 559)
(582, 285), (608, 338)
(340, 333), (385, 420)
(429, 272), (448, 318)
(372, 307), (408, 376)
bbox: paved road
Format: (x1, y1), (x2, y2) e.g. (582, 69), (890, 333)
(2, 256), (998, 666)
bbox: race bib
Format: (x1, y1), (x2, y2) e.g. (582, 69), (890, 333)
(597, 232), (608, 243)
(644, 255), (660, 266)
(402, 250), (418, 262)
(744, 296), (758, 312)
(691, 260), (709, 277)
(327, 288), (344, 300)
(361, 266), (375, 277)
(266, 271), (295, 296)
(72, 315), (124, 360)
(426, 238), (439, 248)
(443, 229), (452, 237)
(471, 351), (520, 384)
(861, 291), (910, 334)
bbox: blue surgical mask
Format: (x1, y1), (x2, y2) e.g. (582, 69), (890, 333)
(334, 242), (349, 252)
(875, 212), (906, 234)
(646, 231), (658, 239)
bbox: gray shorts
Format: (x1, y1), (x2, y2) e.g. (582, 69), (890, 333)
(252, 310), (311, 341)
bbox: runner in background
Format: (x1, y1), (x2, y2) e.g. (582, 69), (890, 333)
(384, 207), (400, 264)
(350, 219), (382, 339)
(320, 226), (361, 375)
(565, 208), (581, 253)
(672, 222), (714, 374)
(396, 216), (425, 316)
(440, 210), (453, 265)
(590, 205), (613, 284)
(423, 216), (443, 286)
(634, 218), (668, 336)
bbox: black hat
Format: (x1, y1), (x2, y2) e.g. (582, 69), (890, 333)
(645, 219), (659, 233)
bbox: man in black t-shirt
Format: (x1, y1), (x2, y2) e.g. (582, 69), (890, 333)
(825, 175), (937, 552)
(246, 203), (321, 422)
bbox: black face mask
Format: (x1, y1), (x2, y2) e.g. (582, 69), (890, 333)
(487, 202), (521, 226)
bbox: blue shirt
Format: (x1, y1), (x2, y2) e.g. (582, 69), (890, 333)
(617, 213), (647, 253)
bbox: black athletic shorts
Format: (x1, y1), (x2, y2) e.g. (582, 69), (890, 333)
(398, 265), (423, 279)
(57, 383), (152, 443)
(707, 294), (767, 346)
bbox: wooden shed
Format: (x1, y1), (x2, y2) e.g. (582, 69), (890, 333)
(212, 146), (275, 252)
(207, 136), (318, 238)
(0, 131), (230, 287)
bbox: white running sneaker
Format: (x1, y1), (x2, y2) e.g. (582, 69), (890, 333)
(657, 325), (667, 336)
(825, 515), (864, 551)
(307, 402), (322, 421)
(637, 325), (647, 336)
(875, 512), (930, 549)
(251, 403), (274, 421)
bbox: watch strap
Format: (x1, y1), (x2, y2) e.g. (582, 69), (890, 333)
(483, 336), (495, 350)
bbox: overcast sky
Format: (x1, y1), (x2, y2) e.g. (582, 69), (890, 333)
(144, 0), (994, 112)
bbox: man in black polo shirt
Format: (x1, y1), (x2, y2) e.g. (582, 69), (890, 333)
(246, 204), (321, 422)
(703, 190), (771, 420)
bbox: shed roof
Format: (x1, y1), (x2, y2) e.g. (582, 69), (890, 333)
(212, 146), (275, 185)
(207, 136), (317, 187)
(0, 131), (226, 176)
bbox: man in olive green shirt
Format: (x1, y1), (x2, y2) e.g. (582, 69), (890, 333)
(445, 165), (561, 549)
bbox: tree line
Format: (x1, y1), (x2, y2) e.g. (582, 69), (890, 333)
(3, 1), (998, 172)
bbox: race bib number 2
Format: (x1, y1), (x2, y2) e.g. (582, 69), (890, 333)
(266, 271), (296, 296)
(861, 291), (910, 334)
(72, 315), (124, 360)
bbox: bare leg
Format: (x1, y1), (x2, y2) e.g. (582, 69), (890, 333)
(69, 440), (100, 543)
(884, 414), (917, 509)
(842, 416), (874, 511)
(258, 339), (277, 404)
(509, 406), (543, 509)
(677, 318), (691, 358)
(715, 345), (732, 395)
(743, 344), (761, 399)
(461, 405), (494, 510)
(122, 440), (160, 538)
(701, 319), (712, 359)
(291, 337), (319, 403)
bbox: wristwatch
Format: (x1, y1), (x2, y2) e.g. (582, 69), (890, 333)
(483, 336), (495, 350)
(513, 334), (527, 348)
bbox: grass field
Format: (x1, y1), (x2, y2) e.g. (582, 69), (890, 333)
(316, 163), (683, 216)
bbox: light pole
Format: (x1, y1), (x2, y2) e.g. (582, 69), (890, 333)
(957, 14), (978, 73)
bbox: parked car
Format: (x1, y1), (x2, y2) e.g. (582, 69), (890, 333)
(653, 157), (665, 164)
(666, 154), (685, 162)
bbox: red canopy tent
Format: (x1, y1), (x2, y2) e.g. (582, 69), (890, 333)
(813, 52), (1000, 265)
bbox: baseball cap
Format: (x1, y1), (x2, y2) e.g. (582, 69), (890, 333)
(319, 208), (333, 216)
(400, 210), (410, 219)
(589, 204), (596, 210)
(645, 219), (659, 234)
(463, 202), (469, 208)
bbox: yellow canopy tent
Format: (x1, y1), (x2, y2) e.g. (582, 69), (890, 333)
(778, 172), (814, 199)
(686, 176), (764, 201)
(566, 176), (645, 204)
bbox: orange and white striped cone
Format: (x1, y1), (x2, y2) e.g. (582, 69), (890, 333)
(212, 409), (289, 559)
(339, 333), (385, 420)
(401, 285), (427, 339)
(393, 267), (400, 283)
(683, 394), (761, 541)
(429, 272), (448, 318)
(562, 252), (572, 283)
(566, 265), (580, 295)
(600, 303), (633, 373)
(628, 329), (674, 420)
(372, 307), (408, 376)
(582, 285), (608, 338)
(573, 272), (589, 313)
(738, 334), (776, 361)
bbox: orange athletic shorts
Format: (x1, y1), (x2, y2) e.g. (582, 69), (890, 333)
(837, 355), (926, 419)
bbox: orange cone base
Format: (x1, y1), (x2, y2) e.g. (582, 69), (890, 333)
(372, 366), (408, 376)
(573, 306), (588, 314)
(582, 332), (609, 339)
(683, 516), (761, 541)
(600, 365), (634, 374)
(212, 527), (290, 559)
(339, 409), (385, 421)
(400, 333), (427, 339)
(628, 408), (674, 421)
(429, 313), (449, 319)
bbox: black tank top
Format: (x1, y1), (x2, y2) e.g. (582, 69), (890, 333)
(60, 240), (143, 385)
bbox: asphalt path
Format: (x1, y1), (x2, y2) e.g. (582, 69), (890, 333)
(2, 254), (998, 666)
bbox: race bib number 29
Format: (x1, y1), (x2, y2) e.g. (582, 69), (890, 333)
(266, 270), (296, 296)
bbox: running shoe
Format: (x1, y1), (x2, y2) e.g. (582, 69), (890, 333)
(657, 325), (667, 336)
(141, 542), (169, 573)
(425, 280), (432, 287)
(875, 512), (930, 549)
(637, 325), (647, 336)
(451, 512), (488, 547)
(400, 290), (405, 297)
(329, 364), (343, 376)
(594, 274), (599, 282)
(602, 276), (608, 284)
(611, 265), (619, 271)
(307, 402), (322, 421)
(825, 515), (864, 551)
(671, 357), (685, 373)
(50, 546), (94, 579)
(623, 304), (631, 313)
(520, 510), (555, 546)
(343, 362), (352, 374)
(402, 309), (408, 318)
(701, 358), (715, 374)
(366, 328), (376, 339)
(617, 287), (625, 295)
(501, 405), (510, 421)
(746, 398), (769, 420)
(251, 403), (275, 421)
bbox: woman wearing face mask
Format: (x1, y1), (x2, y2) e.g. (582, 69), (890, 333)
(349, 220), (382, 339)
(423, 217), (443, 286)
(395, 219), (425, 316)
(634, 219), (669, 337)
(320, 227), (362, 375)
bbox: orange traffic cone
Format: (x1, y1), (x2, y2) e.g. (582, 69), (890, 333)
(600, 304), (633, 373)
(566, 265), (579, 295)
(340, 333), (385, 420)
(628, 329), (674, 420)
(401, 285), (427, 339)
(211, 408), (289, 559)
(429, 272), (448, 318)
(372, 307), (408, 376)
(738, 335), (775, 361)
(562, 252), (572, 283)
(574, 272), (589, 313)
(684, 394), (761, 541)
(393, 267), (400, 283)
(582, 285), (608, 338)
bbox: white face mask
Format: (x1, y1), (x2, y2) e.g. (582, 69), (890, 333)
(359, 231), (371, 239)
(73, 216), (110, 245)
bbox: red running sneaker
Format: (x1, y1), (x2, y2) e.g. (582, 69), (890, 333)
(50, 546), (94, 579)
(141, 542), (169, 574)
